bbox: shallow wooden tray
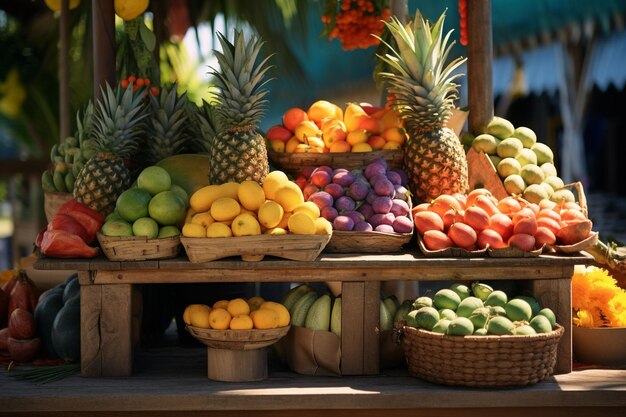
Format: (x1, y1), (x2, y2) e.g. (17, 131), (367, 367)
(186, 325), (290, 350)
(181, 233), (331, 262)
(97, 232), (181, 261)
(325, 230), (413, 253)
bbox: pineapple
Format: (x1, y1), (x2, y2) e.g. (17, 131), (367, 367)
(73, 83), (148, 215)
(208, 30), (272, 184)
(376, 10), (468, 203)
(145, 84), (193, 166)
(188, 99), (220, 154)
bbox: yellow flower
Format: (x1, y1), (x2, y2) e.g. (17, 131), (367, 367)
(572, 265), (626, 328)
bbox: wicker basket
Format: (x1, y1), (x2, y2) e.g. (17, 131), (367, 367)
(399, 324), (564, 388)
(44, 191), (74, 222)
(267, 148), (403, 176)
(97, 233), (181, 261)
(186, 325), (290, 350)
(325, 230), (412, 253)
(181, 233), (331, 262)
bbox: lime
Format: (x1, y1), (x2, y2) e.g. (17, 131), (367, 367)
(116, 188), (152, 222)
(148, 190), (187, 226)
(101, 219), (133, 237)
(137, 166), (172, 196)
(132, 217), (159, 239)
(169, 184), (189, 207)
(157, 225), (181, 238)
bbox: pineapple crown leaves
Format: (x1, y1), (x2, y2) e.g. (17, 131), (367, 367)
(209, 29), (275, 129)
(76, 100), (94, 146)
(148, 83), (190, 137)
(374, 10), (467, 129)
(188, 99), (220, 153)
(90, 82), (149, 159)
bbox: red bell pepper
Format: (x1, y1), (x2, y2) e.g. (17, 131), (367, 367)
(57, 200), (106, 224)
(40, 229), (99, 258)
(47, 213), (90, 243)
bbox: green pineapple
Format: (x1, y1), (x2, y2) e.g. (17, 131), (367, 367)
(145, 84), (193, 166)
(376, 10), (468, 203)
(73, 83), (148, 215)
(208, 30), (272, 184)
(188, 99), (220, 154)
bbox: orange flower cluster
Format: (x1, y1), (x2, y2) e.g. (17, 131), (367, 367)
(458, 0), (468, 46)
(120, 75), (159, 96)
(572, 265), (626, 328)
(322, 0), (391, 50)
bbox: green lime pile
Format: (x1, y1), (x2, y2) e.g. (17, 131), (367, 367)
(468, 116), (576, 205)
(401, 281), (558, 336)
(100, 166), (188, 239)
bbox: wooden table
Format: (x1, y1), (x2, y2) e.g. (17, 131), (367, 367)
(34, 252), (591, 378)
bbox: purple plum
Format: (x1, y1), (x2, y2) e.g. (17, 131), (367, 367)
(324, 183), (345, 200)
(332, 168), (349, 176)
(368, 173), (388, 187)
(364, 162), (386, 180)
(374, 178), (395, 197)
(390, 199), (410, 217)
(343, 210), (365, 225)
(392, 216), (414, 233)
(333, 215), (355, 231)
(308, 191), (334, 209)
(391, 168), (409, 186)
(357, 203), (374, 220)
(333, 170), (356, 187)
(303, 183), (320, 200)
(321, 206), (339, 222)
(372, 196), (393, 214)
(375, 224), (395, 233)
(313, 165), (334, 176)
(335, 195), (356, 212)
(354, 221), (373, 232)
(393, 184), (410, 201)
(385, 170), (402, 185)
(347, 179), (370, 201)
(366, 189), (378, 205)
(369, 212), (395, 228)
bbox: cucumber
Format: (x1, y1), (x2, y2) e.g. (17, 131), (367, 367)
(290, 291), (317, 327)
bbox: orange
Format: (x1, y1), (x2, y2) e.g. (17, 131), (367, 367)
(247, 296), (265, 311)
(227, 298), (251, 317)
(208, 308), (232, 330)
(282, 107), (308, 132)
(213, 299), (229, 310)
(183, 304), (212, 328)
(307, 100), (339, 125)
(229, 314), (254, 330)
(260, 301), (290, 327)
(251, 308), (279, 329)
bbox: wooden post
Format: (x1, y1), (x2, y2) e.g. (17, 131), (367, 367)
(92, 0), (116, 99)
(59, 0), (70, 142)
(467, 0), (494, 134)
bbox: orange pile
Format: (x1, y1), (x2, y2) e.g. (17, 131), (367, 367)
(183, 297), (290, 330)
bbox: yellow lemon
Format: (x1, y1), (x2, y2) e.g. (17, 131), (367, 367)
(252, 308), (279, 329)
(247, 296), (265, 311)
(227, 298), (251, 317)
(351, 142), (374, 152)
(191, 211), (215, 228)
(277, 212), (292, 229)
(238, 181), (266, 211)
(44, 0), (81, 12)
(183, 304), (211, 326)
(189, 184), (221, 213)
(182, 223), (206, 238)
(264, 227), (288, 235)
(287, 212), (316, 235)
(231, 213), (262, 237)
(314, 217), (333, 235)
(115, 0), (149, 20)
(184, 207), (196, 224)
(382, 140), (402, 150)
(206, 222), (233, 238)
(293, 201), (321, 220)
(219, 182), (240, 200)
(229, 314), (254, 330)
(210, 197), (241, 222)
(260, 301), (290, 327)
(208, 308), (232, 330)
(213, 299), (230, 310)
(274, 182), (304, 212)
(262, 171), (290, 200)
(258, 200), (284, 229)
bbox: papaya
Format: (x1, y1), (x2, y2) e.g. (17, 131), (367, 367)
(34, 289), (64, 358)
(52, 295), (81, 362)
(156, 154), (211, 196)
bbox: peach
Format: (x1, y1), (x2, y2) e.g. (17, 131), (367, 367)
(329, 140), (352, 153)
(513, 216), (538, 236)
(536, 216), (561, 235)
(321, 118), (347, 147)
(511, 207), (536, 224)
(474, 195), (500, 216)
(380, 109), (403, 129)
(414, 211), (444, 235)
(508, 233), (536, 252)
(295, 120), (322, 142)
(423, 230), (453, 251)
(382, 127), (407, 145)
(346, 129), (369, 146)
(539, 199), (558, 211)
(537, 208), (561, 222)
(448, 222), (477, 249)
(412, 203), (431, 215)
(560, 208), (587, 221)
(429, 194), (463, 217)
(285, 136), (301, 153)
(496, 196), (522, 215)
(304, 136), (325, 149)
(490, 213), (514, 241)
(452, 193), (467, 209)
(367, 135), (386, 150)
(266, 125), (293, 143)
(477, 228), (507, 249)
(534, 226), (556, 247)
(465, 188), (493, 208)
(307, 100), (340, 124)
(283, 107), (308, 132)
(357, 115), (383, 134)
(464, 206), (491, 231)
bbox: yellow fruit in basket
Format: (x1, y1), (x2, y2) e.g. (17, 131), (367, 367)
(277, 212), (292, 229)
(293, 201), (321, 220)
(230, 314), (254, 330)
(258, 200), (284, 229)
(288, 212), (316, 235)
(351, 142), (373, 153)
(285, 136), (300, 153)
(262, 170), (289, 199)
(206, 222), (233, 238)
(189, 184), (220, 213)
(184, 304), (212, 328)
(184, 208), (196, 223)
(264, 227), (288, 235)
(382, 141), (402, 150)
(231, 213), (262, 237)
(314, 217), (333, 235)
(260, 301), (290, 327)
(238, 181), (265, 211)
(208, 308), (232, 330)
(248, 296), (265, 311)
(274, 182), (304, 212)
(227, 298), (251, 316)
(219, 182), (240, 200)
(191, 211), (215, 228)
(182, 223), (206, 238)
(252, 308), (279, 329)
(210, 197), (241, 222)
(213, 299), (230, 310)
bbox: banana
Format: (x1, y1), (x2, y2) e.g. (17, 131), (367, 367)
(393, 299), (413, 323)
(472, 282), (494, 301)
(41, 170), (56, 192)
(73, 149), (83, 163)
(380, 300), (393, 331)
(72, 161), (84, 177)
(53, 170), (67, 192)
(64, 153), (73, 164)
(290, 291), (317, 327)
(282, 283), (313, 314)
(330, 296), (341, 339)
(64, 172), (75, 192)
(305, 293), (331, 331)
(50, 143), (59, 161)
(65, 136), (78, 147)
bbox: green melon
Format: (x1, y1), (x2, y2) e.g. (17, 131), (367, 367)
(156, 154), (211, 196)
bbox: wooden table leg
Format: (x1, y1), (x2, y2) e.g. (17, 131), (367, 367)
(80, 277), (137, 377)
(531, 276), (573, 374)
